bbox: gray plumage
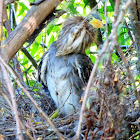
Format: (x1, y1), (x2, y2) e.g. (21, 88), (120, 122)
(38, 15), (102, 115)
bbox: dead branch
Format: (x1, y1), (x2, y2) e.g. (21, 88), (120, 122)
(0, 0), (4, 46)
(0, 63), (23, 140)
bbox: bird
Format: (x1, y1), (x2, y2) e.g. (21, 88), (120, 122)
(38, 13), (103, 115)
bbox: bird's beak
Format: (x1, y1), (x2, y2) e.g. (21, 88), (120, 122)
(90, 17), (103, 28)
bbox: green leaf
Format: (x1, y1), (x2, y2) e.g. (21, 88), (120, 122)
(50, 110), (59, 120)
(109, 0), (114, 10)
(107, 6), (114, 12)
(134, 131), (140, 139)
(67, 0), (78, 14)
(119, 31), (127, 37)
(29, 44), (37, 57)
(18, 2), (29, 16)
(21, 92), (24, 95)
(135, 74), (140, 80)
(46, 22), (54, 35)
(90, 55), (96, 64)
(112, 53), (119, 61)
(83, 0), (90, 7)
(52, 26), (61, 32)
(48, 35), (54, 46)
(119, 37), (130, 45)
(36, 34), (42, 44)
(85, 48), (90, 55)
(22, 60), (28, 66)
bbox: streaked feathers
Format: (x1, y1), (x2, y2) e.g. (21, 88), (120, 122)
(38, 15), (102, 115)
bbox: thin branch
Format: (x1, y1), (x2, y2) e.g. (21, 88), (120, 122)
(0, 63), (23, 140)
(75, 0), (132, 139)
(0, 0), (4, 46)
(0, 56), (64, 140)
(0, 91), (12, 108)
(104, 0), (108, 37)
(3, 6), (12, 34)
(116, 44), (140, 105)
(4, 0), (17, 6)
(124, 20), (135, 44)
(21, 47), (38, 69)
(113, 0), (120, 24)
(19, 120), (34, 140)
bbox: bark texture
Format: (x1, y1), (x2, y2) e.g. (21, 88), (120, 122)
(130, 0), (140, 73)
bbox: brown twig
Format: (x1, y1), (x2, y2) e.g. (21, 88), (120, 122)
(116, 45), (140, 105)
(3, 6), (12, 34)
(19, 120), (34, 140)
(0, 56), (64, 140)
(75, 0), (132, 139)
(0, 0), (4, 46)
(124, 20), (135, 44)
(0, 91), (12, 109)
(0, 90), (34, 139)
(4, 0), (17, 6)
(104, 0), (108, 37)
(0, 63), (23, 140)
(52, 88), (72, 115)
(21, 47), (38, 69)
(114, 0), (120, 24)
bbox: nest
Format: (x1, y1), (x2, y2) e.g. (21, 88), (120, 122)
(0, 58), (139, 140)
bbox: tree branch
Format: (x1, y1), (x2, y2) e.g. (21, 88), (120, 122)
(0, 0), (4, 46)
(3, 0), (62, 63)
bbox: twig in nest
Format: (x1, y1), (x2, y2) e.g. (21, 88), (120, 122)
(0, 63), (23, 140)
(0, 56), (64, 140)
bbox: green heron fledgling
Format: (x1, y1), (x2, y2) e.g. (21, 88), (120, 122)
(38, 13), (103, 115)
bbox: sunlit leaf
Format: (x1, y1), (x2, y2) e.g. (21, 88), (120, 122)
(83, 0), (90, 7)
(112, 53), (119, 61)
(67, 0), (78, 14)
(18, 2), (29, 16)
(48, 35), (54, 46)
(109, 0), (114, 10)
(90, 54), (96, 64)
(46, 22), (54, 35)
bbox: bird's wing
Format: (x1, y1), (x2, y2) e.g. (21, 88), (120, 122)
(75, 54), (93, 86)
(38, 42), (57, 88)
(38, 51), (49, 87)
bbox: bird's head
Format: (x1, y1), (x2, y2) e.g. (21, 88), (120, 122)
(88, 13), (103, 29)
(56, 13), (103, 57)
